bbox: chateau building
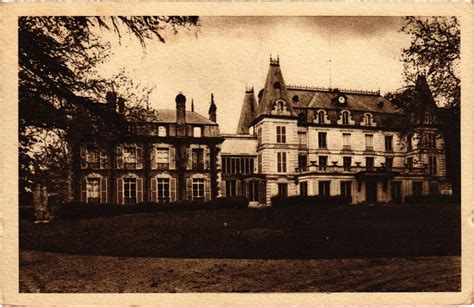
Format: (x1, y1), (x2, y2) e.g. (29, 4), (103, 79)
(76, 57), (451, 205)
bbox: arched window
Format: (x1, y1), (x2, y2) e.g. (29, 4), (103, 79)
(342, 111), (349, 125)
(364, 113), (373, 127)
(318, 110), (326, 124)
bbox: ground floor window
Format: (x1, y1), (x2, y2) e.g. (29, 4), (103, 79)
(157, 178), (170, 202)
(412, 181), (423, 196)
(226, 180), (237, 196)
(278, 183), (288, 197)
(123, 178), (137, 204)
(391, 181), (402, 202)
(87, 178), (100, 203)
(300, 181), (308, 196)
(193, 178), (205, 201)
(340, 181), (352, 198)
(430, 183), (440, 195)
(247, 181), (261, 202)
(319, 181), (330, 197)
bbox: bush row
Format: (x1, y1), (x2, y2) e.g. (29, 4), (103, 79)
(20, 196), (249, 220)
(404, 194), (458, 204)
(271, 195), (352, 207)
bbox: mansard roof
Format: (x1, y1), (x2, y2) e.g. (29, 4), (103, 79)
(287, 86), (403, 114)
(236, 88), (258, 134)
(144, 109), (218, 125)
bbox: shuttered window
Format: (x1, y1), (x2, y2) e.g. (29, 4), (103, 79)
(123, 178), (137, 204)
(192, 178), (205, 201)
(277, 152), (287, 173)
(157, 178), (170, 202)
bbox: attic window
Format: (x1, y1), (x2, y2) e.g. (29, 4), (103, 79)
(273, 82), (281, 89)
(292, 95), (299, 103)
(377, 101), (384, 108)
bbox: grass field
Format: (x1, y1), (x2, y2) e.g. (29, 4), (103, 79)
(20, 203), (460, 259)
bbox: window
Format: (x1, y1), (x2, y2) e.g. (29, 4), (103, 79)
(300, 181), (308, 196)
(123, 178), (137, 204)
(156, 149), (169, 169)
(407, 157), (413, 170)
(193, 126), (202, 137)
(87, 178), (100, 203)
(319, 155), (328, 171)
(385, 135), (393, 151)
(428, 133), (436, 149)
(298, 132), (307, 149)
(342, 111), (350, 125)
(343, 156), (352, 171)
(257, 127), (262, 146)
(226, 180), (237, 196)
(317, 110), (326, 124)
(258, 153), (262, 173)
(319, 181), (330, 197)
(192, 148), (204, 170)
(222, 156), (255, 174)
(341, 181), (352, 198)
(366, 157), (374, 171)
(407, 134), (413, 151)
(429, 156), (437, 176)
(342, 133), (351, 150)
(412, 181), (423, 196)
(277, 152), (287, 173)
(318, 132), (327, 149)
(385, 157), (393, 171)
(298, 154), (308, 171)
(86, 146), (100, 169)
(278, 183), (288, 197)
(430, 183), (439, 195)
(158, 126), (167, 137)
(276, 126), (286, 143)
(364, 113), (373, 126)
(156, 178), (170, 202)
(365, 134), (373, 151)
(123, 145), (137, 169)
(391, 181), (402, 202)
(192, 178), (205, 201)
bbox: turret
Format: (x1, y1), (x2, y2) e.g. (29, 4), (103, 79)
(257, 55), (295, 117)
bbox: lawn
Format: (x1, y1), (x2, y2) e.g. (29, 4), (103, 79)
(20, 203), (460, 259)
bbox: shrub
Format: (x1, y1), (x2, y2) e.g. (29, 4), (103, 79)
(404, 194), (457, 204)
(271, 195), (351, 207)
(215, 196), (249, 208)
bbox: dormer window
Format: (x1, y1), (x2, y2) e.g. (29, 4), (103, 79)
(158, 126), (167, 137)
(363, 113), (374, 127)
(271, 100), (291, 116)
(342, 111), (349, 125)
(193, 126), (202, 137)
(316, 110), (328, 125)
(273, 82), (281, 89)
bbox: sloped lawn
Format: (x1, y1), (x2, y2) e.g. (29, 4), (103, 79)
(19, 204), (460, 259)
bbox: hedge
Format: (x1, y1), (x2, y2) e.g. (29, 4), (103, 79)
(271, 195), (351, 207)
(20, 196), (250, 221)
(404, 194), (458, 204)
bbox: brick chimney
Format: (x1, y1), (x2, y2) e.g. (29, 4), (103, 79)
(208, 93), (217, 123)
(176, 92), (186, 136)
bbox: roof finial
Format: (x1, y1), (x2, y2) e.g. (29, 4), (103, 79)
(211, 93), (214, 103)
(191, 98), (194, 112)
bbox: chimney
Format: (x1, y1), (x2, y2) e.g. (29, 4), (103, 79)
(208, 93), (217, 122)
(176, 92), (186, 125)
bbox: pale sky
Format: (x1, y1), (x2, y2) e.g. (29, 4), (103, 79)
(97, 16), (410, 133)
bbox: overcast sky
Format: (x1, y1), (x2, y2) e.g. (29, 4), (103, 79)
(97, 16), (410, 133)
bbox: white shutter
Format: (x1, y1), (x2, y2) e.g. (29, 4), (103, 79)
(150, 178), (157, 202)
(150, 145), (157, 170)
(137, 178), (143, 203)
(170, 178), (176, 202)
(169, 147), (176, 170)
(136, 144), (143, 169)
(100, 177), (108, 204)
(204, 147), (211, 170)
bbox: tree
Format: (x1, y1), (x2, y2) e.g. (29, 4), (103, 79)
(19, 16), (199, 204)
(386, 16), (460, 198)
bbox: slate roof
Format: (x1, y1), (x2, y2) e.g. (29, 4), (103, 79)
(145, 109), (217, 125)
(287, 87), (403, 114)
(236, 89), (258, 134)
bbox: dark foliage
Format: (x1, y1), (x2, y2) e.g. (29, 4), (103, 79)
(20, 204), (460, 259)
(404, 194), (459, 204)
(271, 195), (351, 207)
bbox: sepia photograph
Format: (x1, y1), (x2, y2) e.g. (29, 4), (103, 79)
(2, 5), (470, 302)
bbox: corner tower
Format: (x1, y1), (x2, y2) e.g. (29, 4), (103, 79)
(236, 87), (258, 134)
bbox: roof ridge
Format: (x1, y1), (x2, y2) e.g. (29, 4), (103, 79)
(287, 84), (381, 96)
